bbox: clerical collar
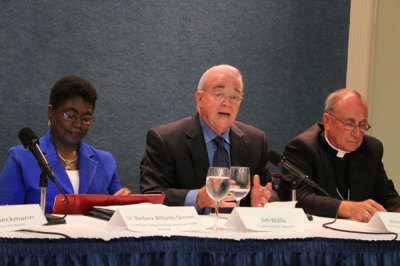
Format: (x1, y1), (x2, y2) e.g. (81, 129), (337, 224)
(324, 134), (349, 158)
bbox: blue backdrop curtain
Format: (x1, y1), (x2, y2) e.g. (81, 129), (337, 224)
(0, 1), (350, 191)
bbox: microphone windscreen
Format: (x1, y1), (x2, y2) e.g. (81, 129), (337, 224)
(267, 149), (284, 166)
(18, 127), (38, 148)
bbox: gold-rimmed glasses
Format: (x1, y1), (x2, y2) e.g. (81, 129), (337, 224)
(326, 112), (371, 133)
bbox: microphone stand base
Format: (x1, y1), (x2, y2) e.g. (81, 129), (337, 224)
(44, 214), (66, 225)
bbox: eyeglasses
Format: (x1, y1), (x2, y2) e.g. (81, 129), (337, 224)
(326, 112), (371, 133)
(205, 91), (243, 104)
(57, 110), (95, 125)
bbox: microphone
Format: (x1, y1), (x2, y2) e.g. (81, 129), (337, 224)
(267, 150), (399, 237)
(267, 149), (330, 197)
(18, 127), (56, 183)
(268, 152), (398, 236)
(18, 127), (68, 224)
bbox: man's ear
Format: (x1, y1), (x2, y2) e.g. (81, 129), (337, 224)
(195, 91), (203, 107)
(322, 113), (330, 130)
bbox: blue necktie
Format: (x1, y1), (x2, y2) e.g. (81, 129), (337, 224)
(212, 136), (229, 167)
(211, 136), (232, 213)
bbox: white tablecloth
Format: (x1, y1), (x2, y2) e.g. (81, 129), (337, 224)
(1, 214), (396, 241)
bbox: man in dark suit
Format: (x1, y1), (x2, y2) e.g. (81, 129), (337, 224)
(278, 88), (400, 222)
(140, 65), (271, 212)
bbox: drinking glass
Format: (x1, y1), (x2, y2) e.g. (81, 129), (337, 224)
(206, 167), (230, 230)
(229, 166), (250, 207)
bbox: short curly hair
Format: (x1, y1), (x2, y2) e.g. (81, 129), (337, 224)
(49, 75), (98, 110)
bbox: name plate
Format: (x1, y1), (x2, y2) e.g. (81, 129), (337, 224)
(225, 207), (310, 231)
(108, 206), (204, 232)
(368, 212), (400, 233)
(0, 204), (47, 232)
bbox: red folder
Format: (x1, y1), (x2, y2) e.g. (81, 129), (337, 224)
(52, 193), (165, 214)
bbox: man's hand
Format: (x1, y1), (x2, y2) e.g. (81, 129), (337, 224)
(196, 186), (236, 209)
(338, 199), (386, 222)
(113, 187), (131, 196)
(250, 175), (271, 207)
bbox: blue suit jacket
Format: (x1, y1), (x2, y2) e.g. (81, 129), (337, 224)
(0, 131), (122, 213)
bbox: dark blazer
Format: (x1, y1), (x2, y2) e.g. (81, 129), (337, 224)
(140, 113), (269, 206)
(0, 130), (122, 213)
(278, 123), (400, 217)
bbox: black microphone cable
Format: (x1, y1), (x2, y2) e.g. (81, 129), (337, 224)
(47, 179), (70, 223)
(267, 149), (398, 240)
(321, 205), (398, 240)
(17, 229), (71, 238)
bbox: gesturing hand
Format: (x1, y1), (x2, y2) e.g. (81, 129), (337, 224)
(250, 175), (271, 207)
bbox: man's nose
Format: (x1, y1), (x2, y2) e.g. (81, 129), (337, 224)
(221, 95), (232, 106)
(351, 125), (363, 138)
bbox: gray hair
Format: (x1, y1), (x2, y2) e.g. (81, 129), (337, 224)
(197, 64), (242, 92)
(324, 88), (363, 113)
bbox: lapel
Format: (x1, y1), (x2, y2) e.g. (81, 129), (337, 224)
(185, 114), (211, 187)
(317, 133), (339, 198)
(230, 122), (247, 167)
(40, 130), (99, 194)
(348, 145), (370, 200)
(76, 142), (98, 194)
(40, 131), (74, 194)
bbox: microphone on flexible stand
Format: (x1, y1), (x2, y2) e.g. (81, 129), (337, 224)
(18, 128), (56, 184)
(267, 149), (331, 222)
(267, 149), (399, 239)
(267, 149), (330, 198)
(18, 127), (68, 225)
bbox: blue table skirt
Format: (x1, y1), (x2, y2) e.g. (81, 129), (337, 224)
(1, 236), (399, 266)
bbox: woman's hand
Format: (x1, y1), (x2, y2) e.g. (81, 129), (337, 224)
(113, 187), (131, 196)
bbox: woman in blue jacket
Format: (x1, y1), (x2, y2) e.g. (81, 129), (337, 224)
(0, 75), (130, 213)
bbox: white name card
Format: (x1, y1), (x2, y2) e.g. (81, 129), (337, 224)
(264, 201), (297, 208)
(108, 206), (204, 232)
(225, 207), (310, 232)
(0, 204), (47, 232)
(367, 212), (400, 233)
